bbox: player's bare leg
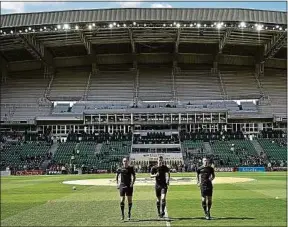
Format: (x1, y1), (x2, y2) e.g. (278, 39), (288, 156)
(207, 196), (212, 219)
(156, 196), (161, 217)
(127, 196), (133, 220)
(161, 191), (167, 217)
(120, 196), (125, 220)
(201, 196), (209, 219)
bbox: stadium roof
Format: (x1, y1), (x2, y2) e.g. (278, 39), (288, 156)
(1, 8), (287, 27)
(0, 8), (287, 71)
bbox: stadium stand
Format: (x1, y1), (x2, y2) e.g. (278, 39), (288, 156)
(0, 8), (286, 174)
(0, 141), (51, 171)
(49, 67), (90, 99)
(257, 138), (287, 161)
(219, 68), (261, 99)
(175, 70), (222, 101)
(260, 69), (287, 117)
(88, 71), (135, 101)
(138, 67), (173, 101)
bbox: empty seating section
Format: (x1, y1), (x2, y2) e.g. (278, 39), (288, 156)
(52, 141), (130, 170)
(257, 139), (287, 161)
(0, 70), (51, 121)
(175, 70), (222, 101)
(260, 70), (287, 117)
(138, 68), (172, 101)
(0, 142), (50, 170)
(1, 70), (48, 104)
(133, 132), (179, 144)
(11, 105), (51, 121)
(241, 102), (257, 111)
(225, 101), (240, 112)
(88, 71), (134, 101)
(209, 141), (240, 166)
(53, 104), (70, 113)
(182, 140), (204, 150)
(53, 142), (77, 164)
(71, 103), (86, 113)
(220, 69), (260, 99)
(49, 68), (89, 98)
(100, 141), (131, 155)
(74, 142), (97, 166)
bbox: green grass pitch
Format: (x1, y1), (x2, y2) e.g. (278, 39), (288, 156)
(1, 172), (286, 226)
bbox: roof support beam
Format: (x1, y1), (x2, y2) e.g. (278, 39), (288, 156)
(175, 28), (181, 54)
(218, 28), (233, 54)
(213, 28), (233, 64)
(78, 30), (98, 71)
(79, 30), (94, 55)
(128, 29), (136, 54)
(264, 31), (286, 61)
(17, 34), (54, 69)
(128, 29), (137, 69)
(173, 28), (181, 70)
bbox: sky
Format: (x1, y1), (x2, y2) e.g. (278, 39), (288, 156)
(1, 1), (287, 14)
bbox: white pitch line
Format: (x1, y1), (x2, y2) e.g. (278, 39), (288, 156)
(164, 207), (171, 227)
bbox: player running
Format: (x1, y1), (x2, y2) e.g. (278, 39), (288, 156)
(196, 157), (215, 220)
(150, 156), (170, 218)
(116, 157), (136, 221)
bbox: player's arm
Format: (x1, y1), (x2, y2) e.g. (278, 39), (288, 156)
(130, 167), (136, 187)
(150, 167), (158, 178)
(116, 169), (120, 186)
(196, 168), (200, 186)
(166, 167), (170, 185)
(210, 167), (215, 181)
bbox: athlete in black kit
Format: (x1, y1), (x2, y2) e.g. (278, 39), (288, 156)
(197, 157), (215, 220)
(150, 156), (170, 218)
(116, 157), (136, 221)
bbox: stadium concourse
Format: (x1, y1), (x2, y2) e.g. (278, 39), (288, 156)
(0, 8), (287, 175)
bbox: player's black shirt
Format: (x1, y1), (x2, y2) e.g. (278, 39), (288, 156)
(151, 165), (169, 186)
(197, 166), (215, 187)
(117, 166), (135, 187)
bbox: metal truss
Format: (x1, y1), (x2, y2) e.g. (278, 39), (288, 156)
(264, 31), (287, 61)
(17, 33), (54, 67)
(218, 28), (233, 54)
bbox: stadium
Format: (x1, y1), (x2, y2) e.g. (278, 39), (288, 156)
(0, 7), (287, 226)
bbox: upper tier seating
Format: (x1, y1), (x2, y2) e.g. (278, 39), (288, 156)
(260, 69), (287, 117)
(175, 70), (222, 101)
(49, 67), (89, 98)
(1, 70), (48, 104)
(219, 69), (261, 99)
(88, 71), (134, 101)
(138, 68), (173, 101)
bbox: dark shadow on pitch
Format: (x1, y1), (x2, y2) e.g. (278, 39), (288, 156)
(125, 218), (172, 223)
(211, 217), (255, 220)
(169, 216), (255, 221)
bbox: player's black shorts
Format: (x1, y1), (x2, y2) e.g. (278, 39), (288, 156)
(155, 184), (168, 197)
(200, 185), (213, 197)
(119, 185), (133, 196)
